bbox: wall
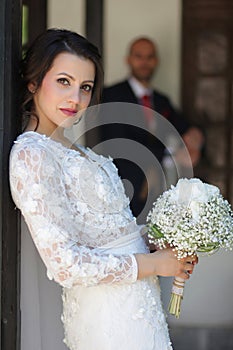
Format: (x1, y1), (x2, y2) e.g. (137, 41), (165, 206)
(47, 0), (85, 35)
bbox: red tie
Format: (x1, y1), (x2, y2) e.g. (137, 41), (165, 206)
(141, 94), (155, 128)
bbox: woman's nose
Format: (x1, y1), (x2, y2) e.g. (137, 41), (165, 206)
(68, 89), (80, 104)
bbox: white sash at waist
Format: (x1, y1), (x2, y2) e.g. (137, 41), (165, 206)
(93, 225), (148, 255)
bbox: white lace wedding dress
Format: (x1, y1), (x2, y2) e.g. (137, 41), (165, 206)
(10, 131), (172, 350)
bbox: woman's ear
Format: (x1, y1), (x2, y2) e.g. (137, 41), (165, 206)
(28, 82), (37, 94)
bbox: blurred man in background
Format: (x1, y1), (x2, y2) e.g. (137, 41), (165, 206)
(101, 37), (204, 221)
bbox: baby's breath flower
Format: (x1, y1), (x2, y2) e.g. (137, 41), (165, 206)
(147, 178), (233, 318)
(147, 178), (233, 259)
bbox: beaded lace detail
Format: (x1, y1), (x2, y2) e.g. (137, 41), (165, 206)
(10, 132), (139, 288)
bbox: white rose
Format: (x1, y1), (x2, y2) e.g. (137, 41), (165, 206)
(189, 201), (201, 221)
(170, 178), (219, 221)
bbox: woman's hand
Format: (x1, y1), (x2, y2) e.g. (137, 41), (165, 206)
(135, 248), (198, 280)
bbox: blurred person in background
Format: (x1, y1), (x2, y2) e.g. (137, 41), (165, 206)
(101, 37), (204, 221)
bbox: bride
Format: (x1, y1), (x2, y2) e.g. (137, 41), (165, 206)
(10, 28), (197, 350)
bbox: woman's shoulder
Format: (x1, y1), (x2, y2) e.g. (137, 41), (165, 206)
(12, 131), (49, 149)
(10, 131), (63, 178)
(11, 131), (69, 155)
(10, 131), (57, 165)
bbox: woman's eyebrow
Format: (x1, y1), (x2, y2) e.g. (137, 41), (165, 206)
(56, 72), (94, 84)
(57, 72), (75, 80)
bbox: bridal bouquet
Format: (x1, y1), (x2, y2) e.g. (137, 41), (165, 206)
(147, 178), (233, 318)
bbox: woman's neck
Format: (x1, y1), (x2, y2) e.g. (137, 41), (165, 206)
(25, 117), (81, 150)
(25, 117), (64, 141)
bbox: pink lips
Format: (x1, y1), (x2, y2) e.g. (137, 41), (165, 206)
(60, 108), (78, 117)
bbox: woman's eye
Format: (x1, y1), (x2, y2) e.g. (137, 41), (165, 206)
(57, 78), (70, 86)
(81, 84), (93, 93)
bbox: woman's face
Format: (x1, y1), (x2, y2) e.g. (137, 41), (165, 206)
(30, 52), (95, 134)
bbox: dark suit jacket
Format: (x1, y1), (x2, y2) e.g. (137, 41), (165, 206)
(99, 80), (190, 218)
(102, 80), (189, 133)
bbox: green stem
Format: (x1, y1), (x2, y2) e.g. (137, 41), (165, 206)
(149, 224), (164, 239)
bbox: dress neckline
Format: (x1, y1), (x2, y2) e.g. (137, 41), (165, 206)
(18, 131), (112, 167)
(20, 130), (88, 156)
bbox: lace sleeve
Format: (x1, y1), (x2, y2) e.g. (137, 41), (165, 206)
(9, 141), (138, 288)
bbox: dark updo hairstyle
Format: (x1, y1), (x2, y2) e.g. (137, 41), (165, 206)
(21, 28), (103, 130)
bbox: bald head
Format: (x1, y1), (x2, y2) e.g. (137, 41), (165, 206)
(128, 37), (157, 55)
(127, 37), (159, 86)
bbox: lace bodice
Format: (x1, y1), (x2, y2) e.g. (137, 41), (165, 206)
(10, 132), (139, 288)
